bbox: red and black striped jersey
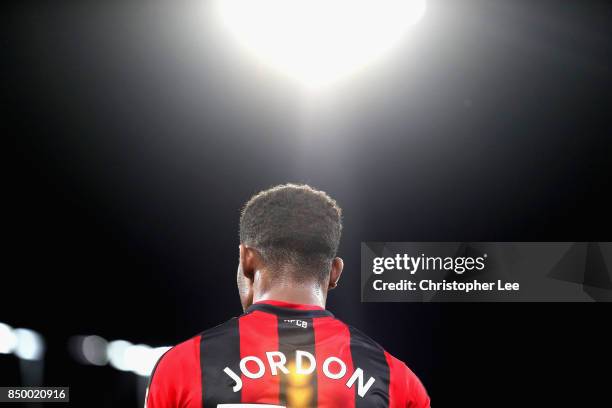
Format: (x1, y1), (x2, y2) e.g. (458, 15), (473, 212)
(146, 300), (430, 408)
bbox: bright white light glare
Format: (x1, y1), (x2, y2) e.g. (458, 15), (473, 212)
(124, 344), (151, 376)
(106, 339), (170, 377)
(82, 335), (109, 366)
(215, 0), (426, 87)
(13, 328), (45, 361)
(0, 323), (18, 354)
(125, 345), (171, 377)
(107, 339), (132, 371)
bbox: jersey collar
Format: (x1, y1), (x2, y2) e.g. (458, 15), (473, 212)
(246, 300), (334, 318)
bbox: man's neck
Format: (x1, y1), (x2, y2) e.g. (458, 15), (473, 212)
(253, 281), (326, 308)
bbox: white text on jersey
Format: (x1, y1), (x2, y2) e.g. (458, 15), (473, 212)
(223, 350), (376, 397)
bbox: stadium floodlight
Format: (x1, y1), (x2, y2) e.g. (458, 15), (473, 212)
(0, 323), (18, 354)
(107, 339), (133, 372)
(215, 0), (426, 87)
(82, 335), (109, 366)
(106, 339), (170, 377)
(13, 328), (45, 361)
(124, 344), (171, 377)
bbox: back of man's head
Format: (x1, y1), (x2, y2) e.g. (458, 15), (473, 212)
(239, 184), (343, 283)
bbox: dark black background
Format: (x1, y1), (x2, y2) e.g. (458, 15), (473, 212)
(3, 0), (612, 406)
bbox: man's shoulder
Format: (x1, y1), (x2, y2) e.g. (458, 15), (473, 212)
(155, 317), (239, 368)
(151, 333), (201, 377)
(147, 332), (205, 406)
(336, 319), (420, 384)
(339, 320), (390, 357)
(334, 318), (429, 406)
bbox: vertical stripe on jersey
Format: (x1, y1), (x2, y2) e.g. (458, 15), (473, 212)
(277, 317), (317, 408)
(239, 311), (280, 404)
(200, 318), (241, 406)
(384, 351), (403, 408)
(313, 317), (355, 408)
(349, 326), (390, 408)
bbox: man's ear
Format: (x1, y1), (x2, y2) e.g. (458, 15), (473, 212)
(328, 257), (344, 290)
(239, 244), (258, 281)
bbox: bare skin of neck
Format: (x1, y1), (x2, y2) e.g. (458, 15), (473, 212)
(253, 271), (326, 308)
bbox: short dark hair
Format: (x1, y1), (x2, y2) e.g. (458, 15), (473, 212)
(239, 184), (343, 282)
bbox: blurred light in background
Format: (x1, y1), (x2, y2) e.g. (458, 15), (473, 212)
(107, 339), (133, 372)
(69, 335), (109, 366)
(14, 329), (46, 361)
(125, 344), (170, 377)
(214, 0), (426, 88)
(0, 323), (18, 354)
(0, 323), (45, 361)
(83, 335), (109, 366)
(72, 336), (170, 377)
